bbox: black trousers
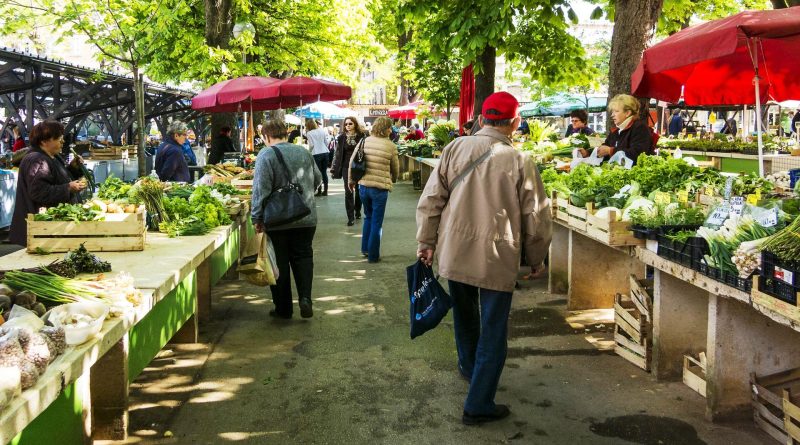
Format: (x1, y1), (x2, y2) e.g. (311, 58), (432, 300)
(342, 168), (361, 221)
(266, 226), (316, 317)
(313, 153), (329, 192)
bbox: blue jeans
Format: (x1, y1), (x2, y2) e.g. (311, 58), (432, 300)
(448, 280), (513, 415)
(359, 185), (388, 261)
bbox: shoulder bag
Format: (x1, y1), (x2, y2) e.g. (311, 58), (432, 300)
(449, 147), (493, 191)
(262, 146), (311, 228)
(350, 137), (367, 182)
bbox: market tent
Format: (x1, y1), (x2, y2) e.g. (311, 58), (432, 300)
(388, 101), (424, 119)
(519, 94), (607, 117)
(191, 76), (281, 112)
(294, 101), (353, 120)
(631, 6), (800, 176)
(250, 76), (352, 107)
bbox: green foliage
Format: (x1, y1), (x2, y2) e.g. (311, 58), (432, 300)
(98, 176), (133, 201)
(428, 122), (456, 148)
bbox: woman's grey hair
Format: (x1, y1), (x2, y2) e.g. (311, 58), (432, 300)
(167, 120), (189, 138)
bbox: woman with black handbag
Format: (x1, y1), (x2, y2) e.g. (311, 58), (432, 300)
(251, 118), (322, 319)
(330, 116), (366, 226)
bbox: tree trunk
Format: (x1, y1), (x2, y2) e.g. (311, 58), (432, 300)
(607, 0), (664, 127)
(473, 46), (496, 119)
(398, 31), (411, 105)
(203, 0), (239, 153)
(133, 66), (147, 177)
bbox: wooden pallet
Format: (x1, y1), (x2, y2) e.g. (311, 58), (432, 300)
(752, 277), (800, 324)
(26, 211), (146, 253)
(614, 293), (651, 371)
(683, 354), (707, 397)
(586, 208), (643, 247)
(751, 367), (800, 444)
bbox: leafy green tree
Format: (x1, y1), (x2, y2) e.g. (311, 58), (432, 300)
(399, 0), (590, 117)
(402, 43), (461, 119)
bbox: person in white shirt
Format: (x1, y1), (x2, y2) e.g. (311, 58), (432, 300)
(306, 119), (331, 196)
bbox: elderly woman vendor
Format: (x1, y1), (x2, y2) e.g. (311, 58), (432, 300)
(596, 94), (655, 164)
(9, 120), (87, 246)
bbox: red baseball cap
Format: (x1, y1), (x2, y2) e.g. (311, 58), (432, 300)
(482, 92), (519, 120)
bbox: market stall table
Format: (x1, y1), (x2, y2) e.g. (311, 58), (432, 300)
(0, 214), (247, 443)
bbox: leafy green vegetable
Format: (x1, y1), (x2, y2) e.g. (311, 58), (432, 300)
(98, 175), (133, 201)
(33, 203), (102, 222)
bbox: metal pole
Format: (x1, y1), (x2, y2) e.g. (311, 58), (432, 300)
(755, 75), (764, 177)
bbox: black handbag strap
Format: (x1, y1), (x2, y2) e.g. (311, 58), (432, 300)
(271, 145), (295, 186)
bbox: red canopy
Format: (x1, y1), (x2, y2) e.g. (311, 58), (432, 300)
(388, 101), (424, 119)
(191, 76), (282, 112)
(251, 76), (352, 106)
(631, 7), (800, 105)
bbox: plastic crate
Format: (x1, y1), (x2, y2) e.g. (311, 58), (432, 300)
(631, 225), (658, 240)
(761, 250), (800, 288)
(759, 276), (799, 305)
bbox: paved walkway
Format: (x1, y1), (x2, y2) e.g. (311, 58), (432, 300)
(108, 181), (770, 445)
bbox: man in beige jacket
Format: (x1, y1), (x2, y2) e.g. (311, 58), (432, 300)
(416, 92), (552, 425)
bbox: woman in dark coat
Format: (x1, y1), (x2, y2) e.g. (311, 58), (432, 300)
(598, 94), (655, 165)
(155, 120), (190, 182)
(330, 116), (366, 226)
(9, 120), (87, 246)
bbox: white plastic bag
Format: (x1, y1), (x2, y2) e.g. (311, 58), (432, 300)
(3, 305), (44, 331)
(44, 301), (109, 345)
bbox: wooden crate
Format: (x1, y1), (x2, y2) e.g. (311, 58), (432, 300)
(586, 208), (643, 247)
(683, 354), (707, 397)
(751, 367), (800, 444)
(784, 389), (800, 445)
(26, 211), (146, 253)
(752, 277), (800, 324)
(614, 293), (651, 371)
(231, 178), (253, 190)
(89, 145), (137, 160)
(552, 192), (592, 231)
(629, 275), (654, 320)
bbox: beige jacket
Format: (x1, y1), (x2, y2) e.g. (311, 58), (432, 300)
(416, 127), (552, 292)
(348, 136), (400, 191)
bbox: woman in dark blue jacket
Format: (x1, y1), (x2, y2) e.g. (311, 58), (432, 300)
(155, 121), (190, 182)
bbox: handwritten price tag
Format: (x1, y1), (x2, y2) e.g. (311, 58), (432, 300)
(707, 204), (730, 226)
(654, 192), (671, 206)
(756, 208), (779, 227)
(730, 196), (745, 216)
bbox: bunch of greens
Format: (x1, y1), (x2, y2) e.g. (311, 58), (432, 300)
(33, 203), (103, 222)
(160, 216), (210, 238)
(132, 177), (170, 230)
(189, 186), (232, 228)
(65, 244), (111, 273)
(629, 154), (711, 196)
(398, 139), (438, 158)
(526, 120), (558, 144)
(211, 183), (248, 196)
(727, 173), (774, 197)
(165, 184), (195, 199)
(697, 215), (775, 275)
(98, 176), (133, 201)
(760, 215), (800, 264)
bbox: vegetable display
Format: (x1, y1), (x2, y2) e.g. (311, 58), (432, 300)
(33, 203), (103, 222)
(132, 177), (170, 230)
(97, 176), (133, 201)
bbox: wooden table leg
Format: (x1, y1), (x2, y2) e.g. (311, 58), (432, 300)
(196, 259), (211, 324)
(567, 231), (643, 310)
(90, 336), (129, 440)
(548, 223), (570, 294)
(651, 270), (708, 380)
(706, 294), (800, 421)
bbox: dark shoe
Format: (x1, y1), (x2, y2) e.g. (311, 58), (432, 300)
(299, 298), (313, 318)
(458, 364), (472, 382)
(462, 405), (510, 426)
(355, 214), (361, 220)
(367, 258), (381, 264)
(361, 252), (368, 257)
(321, 190), (328, 196)
(347, 219), (355, 226)
(269, 309), (291, 320)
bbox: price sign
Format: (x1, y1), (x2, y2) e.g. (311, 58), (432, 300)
(707, 204), (730, 226)
(730, 196), (745, 215)
(677, 190), (689, 204)
(654, 192), (671, 206)
(747, 194), (758, 205)
(756, 208), (779, 227)
(723, 177), (734, 200)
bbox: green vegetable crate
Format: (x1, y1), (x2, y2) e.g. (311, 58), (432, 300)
(26, 211), (147, 253)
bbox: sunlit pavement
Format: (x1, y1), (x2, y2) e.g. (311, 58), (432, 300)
(105, 181), (771, 445)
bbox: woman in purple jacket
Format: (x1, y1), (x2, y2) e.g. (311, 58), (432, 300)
(9, 120), (87, 246)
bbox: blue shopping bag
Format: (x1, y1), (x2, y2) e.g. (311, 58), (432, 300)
(406, 260), (453, 339)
